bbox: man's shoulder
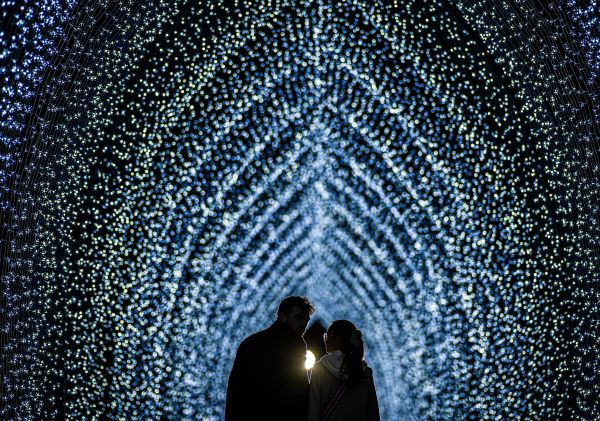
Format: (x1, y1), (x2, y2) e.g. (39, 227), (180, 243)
(239, 321), (304, 351)
(239, 324), (274, 348)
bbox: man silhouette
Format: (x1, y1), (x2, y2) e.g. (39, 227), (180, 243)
(225, 296), (315, 421)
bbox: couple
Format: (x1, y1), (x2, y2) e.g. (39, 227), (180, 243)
(225, 296), (380, 421)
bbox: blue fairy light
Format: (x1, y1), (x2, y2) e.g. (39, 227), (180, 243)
(1, 0), (599, 420)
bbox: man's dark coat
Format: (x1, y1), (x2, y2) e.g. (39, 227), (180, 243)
(225, 320), (309, 421)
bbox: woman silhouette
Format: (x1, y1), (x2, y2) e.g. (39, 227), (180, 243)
(307, 320), (380, 421)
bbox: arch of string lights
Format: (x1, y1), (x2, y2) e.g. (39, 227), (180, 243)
(1, 0), (599, 419)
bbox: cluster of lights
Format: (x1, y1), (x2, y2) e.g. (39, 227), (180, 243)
(1, 0), (598, 419)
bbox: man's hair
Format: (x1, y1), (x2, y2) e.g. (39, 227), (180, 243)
(277, 296), (315, 317)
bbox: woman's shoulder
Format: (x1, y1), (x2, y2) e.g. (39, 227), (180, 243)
(311, 358), (339, 381)
(310, 359), (325, 372)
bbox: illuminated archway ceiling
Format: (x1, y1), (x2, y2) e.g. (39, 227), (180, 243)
(1, 0), (598, 419)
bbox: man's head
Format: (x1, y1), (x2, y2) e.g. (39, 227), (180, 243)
(277, 296), (315, 337)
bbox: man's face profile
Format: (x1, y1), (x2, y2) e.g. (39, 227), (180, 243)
(279, 306), (310, 336)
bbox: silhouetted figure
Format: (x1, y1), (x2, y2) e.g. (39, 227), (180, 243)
(225, 296), (315, 421)
(307, 320), (380, 421)
(303, 319), (327, 360)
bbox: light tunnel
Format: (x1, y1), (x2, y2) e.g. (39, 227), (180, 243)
(1, 0), (599, 419)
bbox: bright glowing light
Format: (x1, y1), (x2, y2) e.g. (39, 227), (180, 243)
(305, 350), (316, 370)
(1, 0), (599, 420)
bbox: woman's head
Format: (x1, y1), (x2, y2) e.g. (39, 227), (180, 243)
(324, 320), (365, 387)
(324, 320), (363, 356)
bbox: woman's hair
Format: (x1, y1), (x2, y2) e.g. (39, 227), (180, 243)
(328, 320), (364, 388)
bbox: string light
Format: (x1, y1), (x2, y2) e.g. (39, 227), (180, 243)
(1, 0), (598, 419)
